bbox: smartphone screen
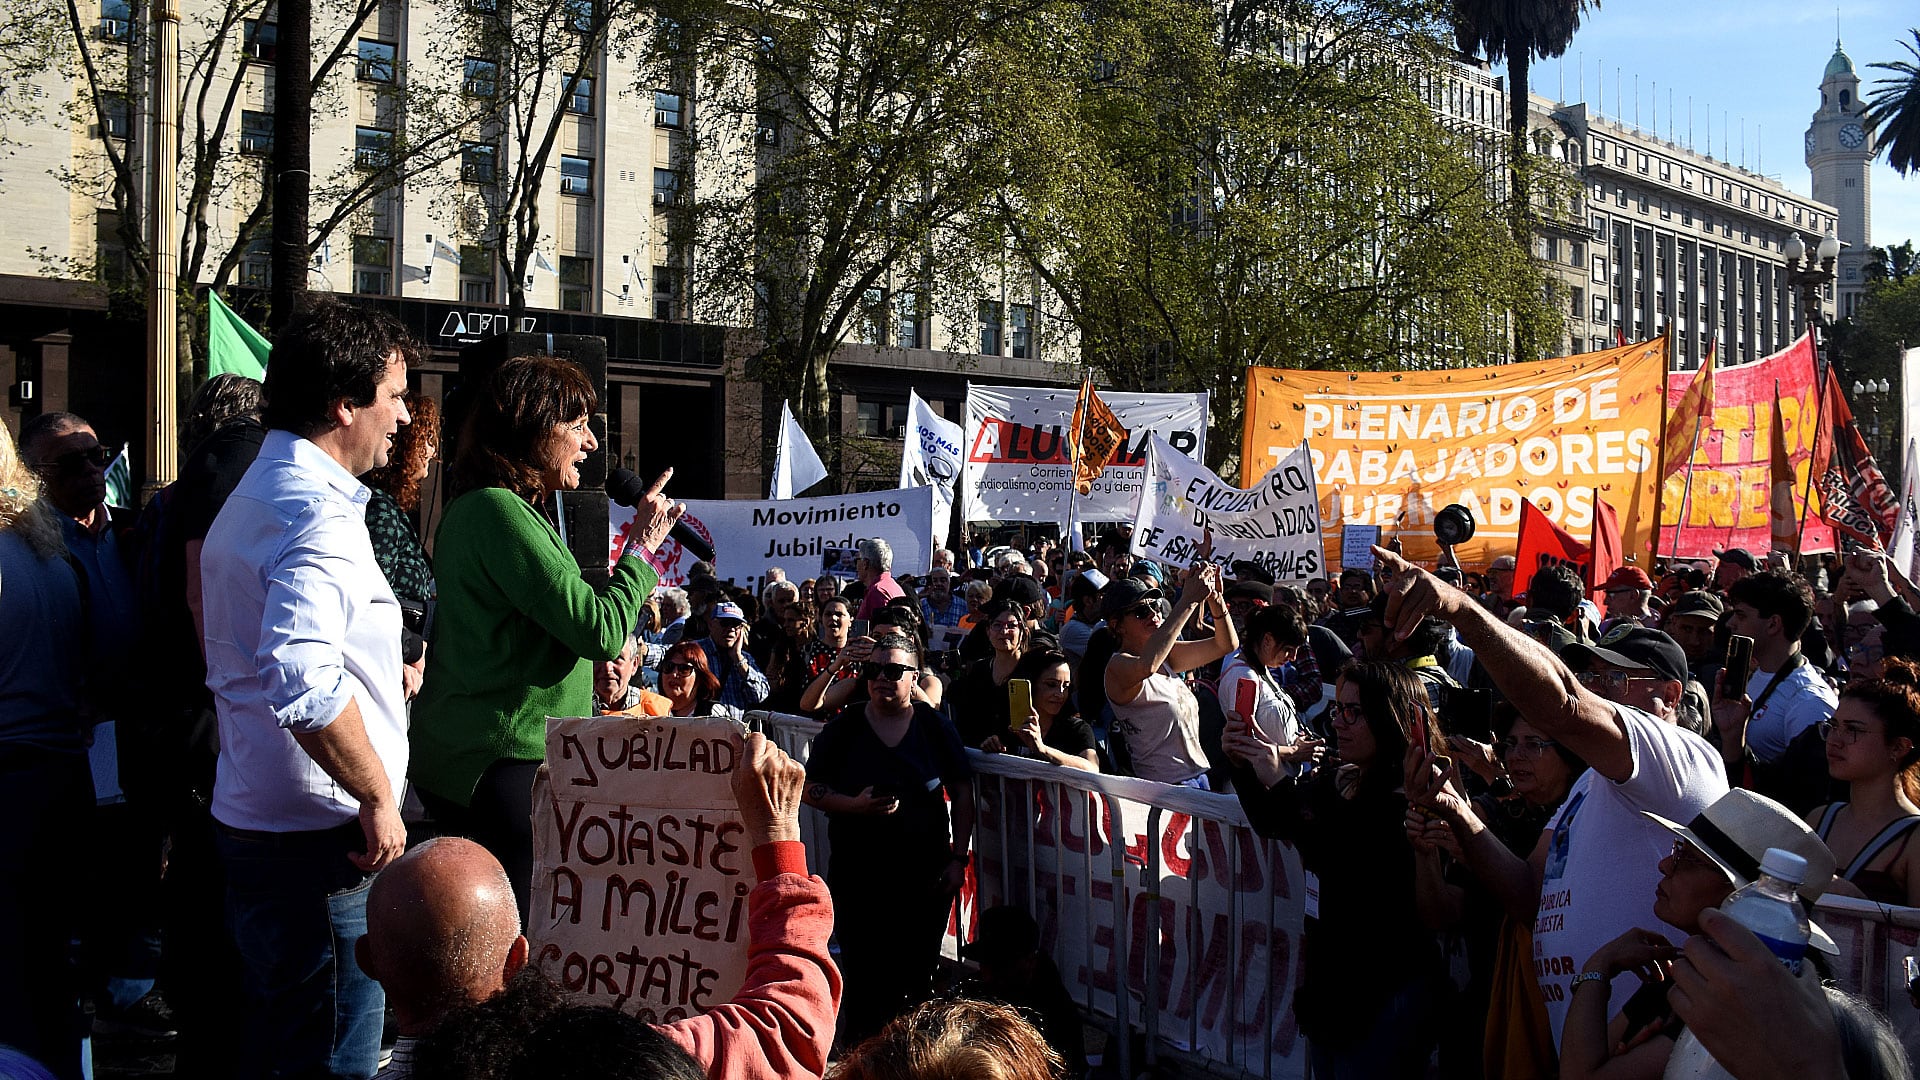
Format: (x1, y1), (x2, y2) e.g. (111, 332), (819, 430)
(1007, 679), (1032, 728)
(1235, 677), (1259, 735)
(850, 618), (870, 639)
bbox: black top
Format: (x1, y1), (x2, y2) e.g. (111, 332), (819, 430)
(948, 657), (1015, 748)
(363, 487), (433, 603)
(807, 702), (973, 871)
(1037, 713), (1097, 762)
(1231, 761), (1441, 1048)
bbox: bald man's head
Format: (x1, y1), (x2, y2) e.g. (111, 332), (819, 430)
(357, 837), (529, 1035)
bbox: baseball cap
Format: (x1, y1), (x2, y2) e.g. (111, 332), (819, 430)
(710, 601), (747, 625)
(1668, 591), (1725, 622)
(1713, 548), (1760, 572)
(1601, 566), (1652, 591)
(1561, 625), (1689, 685)
(1229, 560), (1276, 585)
(1101, 577), (1164, 622)
(993, 575), (1047, 606)
(1642, 789), (1839, 955)
(1224, 580), (1274, 604)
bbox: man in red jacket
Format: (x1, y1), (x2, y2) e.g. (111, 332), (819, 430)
(360, 732), (840, 1080)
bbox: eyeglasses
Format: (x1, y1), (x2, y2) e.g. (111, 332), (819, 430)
(46, 445), (114, 472)
(1667, 840), (1721, 874)
(1818, 719), (1877, 744)
(1497, 736), (1558, 759)
(1330, 702), (1367, 724)
(1575, 670), (1663, 694)
(1124, 604), (1159, 621)
(660, 661), (697, 675)
(860, 661), (918, 682)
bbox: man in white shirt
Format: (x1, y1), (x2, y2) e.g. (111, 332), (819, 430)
(1375, 550), (1727, 1046)
(200, 297), (418, 1080)
(1724, 569), (1836, 762)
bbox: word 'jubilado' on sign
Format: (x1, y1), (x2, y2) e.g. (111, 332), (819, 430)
(1240, 338), (1668, 567)
(963, 384), (1209, 524)
(1130, 435), (1322, 582)
(530, 714), (750, 1024)
(610, 486), (935, 590)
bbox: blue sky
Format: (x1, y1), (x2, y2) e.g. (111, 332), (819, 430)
(1496, 0), (1919, 252)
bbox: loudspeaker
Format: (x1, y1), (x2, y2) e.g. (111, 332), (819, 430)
(453, 333), (612, 586)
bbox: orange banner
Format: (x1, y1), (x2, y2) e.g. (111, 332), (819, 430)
(1241, 339), (1668, 569)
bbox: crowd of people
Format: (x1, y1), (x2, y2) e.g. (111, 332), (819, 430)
(1, 296), (1916, 1080)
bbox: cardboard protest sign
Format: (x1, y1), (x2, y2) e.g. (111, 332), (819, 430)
(1657, 334), (1833, 558)
(1339, 526), (1380, 570)
(610, 486), (934, 589)
(1241, 338), (1667, 568)
(963, 385), (1209, 523)
(530, 714), (750, 1023)
(1129, 436), (1322, 581)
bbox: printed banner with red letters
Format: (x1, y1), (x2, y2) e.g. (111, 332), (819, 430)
(1658, 334), (1834, 558)
(1240, 339), (1668, 569)
(963, 385), (1209, 524)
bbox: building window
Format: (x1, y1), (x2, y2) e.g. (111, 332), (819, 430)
(1572, 241), (1585, 265)
(558, 255), (591, 311)
(855, 400), (908, 439)
(98, 0), (136, 42)
(1660, 161), (1672, 181)
(101, 93), (130, 139)
(1009, 303), (1034, 359)
(1572, 286), (1585, 319)
(1591, 214), (1606, 239)
(463, 58), (498, 97)
(566, 75), (594, 114)
(1591, 255), (1606, 283)
(459, 244), (494, 303)
(464, 0), (499, 13)
(564, 0), (593, 32)
(233, 110), (274, 156)
(654, 91), (683, 128)
(352, 235), (393, 294)
(461, 142), (497, 184)
(560, 155), (593, 196)
(651, 167), (678, 206)
(1636, 152), (1648, 173)
(239, 233), (271, 287)
(243, 18), (276, 61)
(1682, 206), (1693, 226)
(978, 299), (1002, 356)
(1592, 296), (1608, 321)
(1544, 237), (1559, 262)
(354, 126), (392, 169)
(1614, 186), (1626, 208)
(652, 265), (679, 320)
(357, 39), (396, 83)
(756, 109), (781, 147)
(858, 287), (886, 343)
(896, 290), (924, 348)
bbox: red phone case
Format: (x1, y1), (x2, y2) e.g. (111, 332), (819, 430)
(1235, 677), (1258, 734)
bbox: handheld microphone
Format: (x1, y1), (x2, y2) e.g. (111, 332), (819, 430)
(605, 468), (714, 562)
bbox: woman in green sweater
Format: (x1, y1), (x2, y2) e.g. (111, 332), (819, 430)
(410, 354), (682, 916)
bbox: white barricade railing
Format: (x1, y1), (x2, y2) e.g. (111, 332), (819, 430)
(753, 711), (1920, 1075)
(752, 710), (1310, 1079)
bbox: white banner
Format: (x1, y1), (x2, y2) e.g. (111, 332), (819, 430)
(610, 487), (934, 588)
(962, 385), (1209, 524)
(1129, 436), (1324, 582)
(1892, 439), (1920, 582)
(899, 390), (964, 552)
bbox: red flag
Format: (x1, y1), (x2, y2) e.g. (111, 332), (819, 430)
(1661, 340), (1716, 479)
(1067, 377), (1128, 495)
(1589, 494), (1623, 598)
(1816, 377), (1900, 545)
(1769, 388), (1798, 552)
(1513, 499), (1591, 600)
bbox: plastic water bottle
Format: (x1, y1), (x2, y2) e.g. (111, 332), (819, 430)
(1718, 847), (1812, 974)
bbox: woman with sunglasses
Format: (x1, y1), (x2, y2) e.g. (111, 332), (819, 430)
(947, 599), (1031, 748)
(1222, 661), (1449, 1078)
(1104, 567), (1234, 787)
(1804, 658), (1920, 907)
(804, 632), (975, 1047)
(656, 640), (742, 721)
(802, 603), (947, 714)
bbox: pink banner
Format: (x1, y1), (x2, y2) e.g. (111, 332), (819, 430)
(1659, 335), (1834, 559)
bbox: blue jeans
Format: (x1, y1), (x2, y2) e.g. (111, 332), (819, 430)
(215, 821), (384, 1080)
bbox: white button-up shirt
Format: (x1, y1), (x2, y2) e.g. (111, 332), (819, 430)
(201, 429), (409, 832)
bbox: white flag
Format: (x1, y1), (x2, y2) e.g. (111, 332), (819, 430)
(898, 389), (963, 551)
(1891, 438), (1920, 582)
(533, 250), (558, 275)
(770, 400), (828, 499)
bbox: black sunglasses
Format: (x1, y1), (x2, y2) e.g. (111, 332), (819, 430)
(860, 661), (917, 682)
(660, 661), (698, 675)
(49, 445), (115, 472)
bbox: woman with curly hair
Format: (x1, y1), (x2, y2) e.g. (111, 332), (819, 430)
(410, 355), (683, 918)
(1807, 656), (1920, 907)
(360, 390), (439, 605)
(0, 418), (94, 1074)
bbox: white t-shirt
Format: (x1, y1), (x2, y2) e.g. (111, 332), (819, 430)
(1534, 703), (1727, 1044)
(1218, 652), (1301, 773)
(1744, 659), (1837, 761)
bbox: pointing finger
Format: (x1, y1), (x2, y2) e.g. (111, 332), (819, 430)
(646, 467), (675, 498)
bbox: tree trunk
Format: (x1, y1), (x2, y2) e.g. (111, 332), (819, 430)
(269, 0), (311, 332)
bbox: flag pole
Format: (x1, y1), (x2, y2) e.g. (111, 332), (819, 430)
(1653, 334), (1672, 568)
(1672, 405), (1706, 564)
(1067, 371), (1087, 552)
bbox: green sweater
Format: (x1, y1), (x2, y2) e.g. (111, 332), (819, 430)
(410, 487), (657, 805)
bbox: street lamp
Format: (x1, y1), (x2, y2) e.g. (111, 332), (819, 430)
(1853, 378), (1895, 467)
(1783, 231), (1840, 346)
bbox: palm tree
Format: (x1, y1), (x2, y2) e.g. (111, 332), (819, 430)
(1865, 29), (1920, 175)
(1449, 0), (1600, 239)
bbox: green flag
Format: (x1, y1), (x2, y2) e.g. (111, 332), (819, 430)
(104, 443), (133, 508)
(207, 290), (270, 380)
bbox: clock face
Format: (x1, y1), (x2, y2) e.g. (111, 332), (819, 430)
(1805, 129), (1818, 156)
(1840, 122), (1866, 149)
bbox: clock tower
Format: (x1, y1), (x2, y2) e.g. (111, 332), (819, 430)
(1805, 39), (1874, 316)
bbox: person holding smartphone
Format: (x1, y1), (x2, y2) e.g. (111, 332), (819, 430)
(1104, 565), (1235, 787)
(981, 650), (1099, 771)
(946, 600), (1033, 748)
(1219, 606), (1325, 780)
(803, 632), (974, 1048)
